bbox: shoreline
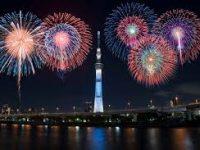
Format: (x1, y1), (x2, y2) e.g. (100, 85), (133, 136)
(1, 110), (200, 128)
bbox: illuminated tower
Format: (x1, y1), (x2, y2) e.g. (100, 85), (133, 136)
(93, 31), (104, 113)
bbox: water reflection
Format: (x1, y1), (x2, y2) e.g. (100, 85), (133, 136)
(35, 125), (48, 149)
(146, 128), (161, 150)
(67, 126), (81, 149)
(11, 124), (18, 150)
(0, 125), (199, 150)
(107, 127), (113, 143)
(123, 128), (138, 150)
(20, 124), (32, 150)
(172, 128), (195, 150)
(87, 128), (106, 150)
(50, 126), (61, 149)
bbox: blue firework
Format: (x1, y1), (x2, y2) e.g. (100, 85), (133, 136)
(44, 23), (81, 59)
(104, 2), (157, 60)
(42, 12), (92, 72)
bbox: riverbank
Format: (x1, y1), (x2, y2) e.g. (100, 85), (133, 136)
(0, 111), (200, 128)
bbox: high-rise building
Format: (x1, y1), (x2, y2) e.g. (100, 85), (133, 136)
(93, 31), (104, 113)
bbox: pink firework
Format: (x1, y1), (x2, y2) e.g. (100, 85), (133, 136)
(128, 35), (177, 86)
(153, 9), (200, 64)
(53, 31), (70, 50)
(117, 16), (149, 47)
(42, 12), (92, 71)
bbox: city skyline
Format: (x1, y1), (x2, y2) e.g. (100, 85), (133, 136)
(0, 1), (200, 150)
(0, 0), (200, 111)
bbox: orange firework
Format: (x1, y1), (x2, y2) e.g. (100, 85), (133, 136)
(0, 11), (44, 101)
(5, 28), (35, 59)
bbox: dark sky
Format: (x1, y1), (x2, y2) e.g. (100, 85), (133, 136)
(0, 0), (200, 111)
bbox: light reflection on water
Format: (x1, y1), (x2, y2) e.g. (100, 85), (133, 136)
(172, 128), (196, 150)
(0, 125), (199, 150)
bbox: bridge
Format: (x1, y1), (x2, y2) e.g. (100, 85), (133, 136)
(0, 105), (188, 120)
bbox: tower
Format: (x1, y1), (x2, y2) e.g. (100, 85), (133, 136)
(93, 31), (104, 113)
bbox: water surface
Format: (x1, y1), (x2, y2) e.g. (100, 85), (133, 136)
(0, 124), (199, 150)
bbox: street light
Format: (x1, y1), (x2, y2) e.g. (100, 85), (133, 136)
(41, 107), (45, 113)
(16, 108), (20, 114)
(127, 102), (131, 109)
(108, 104), (111, 111)
(150, 100), (153, 105)
(56, 106), (59, 112)
(28, 108), (32, 113)
(175, 96), (179, 106)
(175, 96), (178, 101)
(73, 106), (76, 112)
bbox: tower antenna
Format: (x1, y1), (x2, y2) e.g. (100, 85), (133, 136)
(97, 31), (100, 48)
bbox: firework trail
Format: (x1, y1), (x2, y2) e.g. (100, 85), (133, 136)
(104, 2), (156, 60)
(128, 35), (177, 86)
(42, 12), (92, 74)
(153, 9), (200, 65)
(0, 11), (44, 103)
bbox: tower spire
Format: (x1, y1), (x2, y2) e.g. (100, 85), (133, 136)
(97, 31), (100, 48)
(96, 31), (101, 62)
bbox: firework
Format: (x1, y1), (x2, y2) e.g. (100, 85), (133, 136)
(42, 12), (92, 72)
(153, 9), (200, 64)
(0, 11), (44, 99)
(104, 2), (157, 60)
(128, 35), (177, 86)
(44, 23), (81, 59)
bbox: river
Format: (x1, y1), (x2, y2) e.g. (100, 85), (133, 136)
(0, 124), (199, 150)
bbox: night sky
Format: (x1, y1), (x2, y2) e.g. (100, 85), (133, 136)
(0, 0), (200, 111)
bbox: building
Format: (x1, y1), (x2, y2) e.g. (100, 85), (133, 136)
(1, 104), (11, 115)
(93, 31), (104, 113)
(84, 101), (93, 112)
(147, 99), (156, 110)
(170, 96), (182, 107)
(187, 101), (200, 120)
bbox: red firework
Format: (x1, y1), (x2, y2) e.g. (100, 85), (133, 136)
(117, 16), (149, 47)
(42, 12), (92, 71)
(128, 35), (177, 86)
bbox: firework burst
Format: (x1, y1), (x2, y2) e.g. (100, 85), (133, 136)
(104, 2), (157, 60)
(42, 12), (92, 72)
(117, 16), (149, 47)
(153, 9), (200, 64)
(0, 11), (44, 100)
(128, 35), (177, 86)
